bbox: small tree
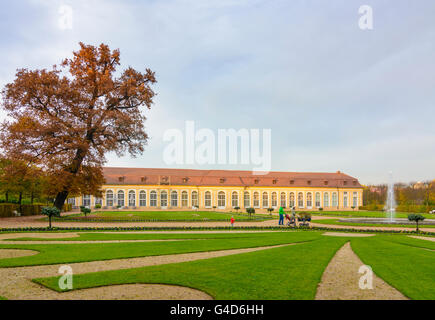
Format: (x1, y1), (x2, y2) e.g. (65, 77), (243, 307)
(246, 207), (255, 219)
(234, 206), (240, 213)
(80, 206), (91, 217)
(408, 213), (425, 233)
(267, 208), (274, 215)
(42, 206), (60, 229)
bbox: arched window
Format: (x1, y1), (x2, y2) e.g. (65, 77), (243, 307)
(106, 190), (114, 207)
(232, 191), (239, 208)
(353, 192), (358, 208)
(343, 192), (348, 207)
(204, 191), (212, 208)
(280, 192), (286, 208)
(324, 192), (330, 207)
(139, 191), (146, 207)
(181, 191), (188, 207)
(289, 192), (295, 208)
(150, 191), (157, 207)
(262, 192), (269, 208)
(128, 190), (136, 207)
(68, 198), (76, 206)
(160, 191), (168, 207)
(94, 197), (102, 206)
(315, 192), (321, 208)
(332, 192), (338, 207)
(171, 191), (178, 207)
(271, 192), (278, 208)
(306, 192), (312, 208)
(253, 192), (260, 208)
(218, 191), (226, 208)
(298, 192), (304, 208)
(82, 195), (91, 207)
(191, 191), (198, 207)
(244, 192), (250, 208)
(117, 190), (125, 207)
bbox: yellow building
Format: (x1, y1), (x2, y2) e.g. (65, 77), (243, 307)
(70, 167), (363, 212)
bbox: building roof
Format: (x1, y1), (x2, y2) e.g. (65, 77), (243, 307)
(103, 167), (363, 188)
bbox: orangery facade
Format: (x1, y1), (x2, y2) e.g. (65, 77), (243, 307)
(69, 168), (363, 212)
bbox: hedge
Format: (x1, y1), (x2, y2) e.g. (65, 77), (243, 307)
(0, 203), (72, 217)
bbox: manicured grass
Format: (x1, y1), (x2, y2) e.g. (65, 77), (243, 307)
(52, 210), (271, 222)
(311, 211), (434, 219)
(313, 218), (435, 229)
(351, 235), (435, 300)
(0, 231), (322, 267)
(0, 296), (7, 300)
(34, 237), (348, 299)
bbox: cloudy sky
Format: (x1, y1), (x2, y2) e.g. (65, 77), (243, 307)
(1, 0), (435, 184)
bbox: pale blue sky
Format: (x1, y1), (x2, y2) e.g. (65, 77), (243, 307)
(1, 0), (435, 184)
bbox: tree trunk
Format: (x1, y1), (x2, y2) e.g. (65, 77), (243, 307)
(5, 192), (8, 203)
(49, 215), (52, 229)
(54, 190), (69, 211)
(31, 192), (34, 204)
(416, 221), (419, 233)
(19, 192), (22, 214)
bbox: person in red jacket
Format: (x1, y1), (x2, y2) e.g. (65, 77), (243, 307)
(230, 216), (235, 228)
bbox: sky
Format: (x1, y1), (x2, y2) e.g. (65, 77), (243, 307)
(1, 0), (435, 185)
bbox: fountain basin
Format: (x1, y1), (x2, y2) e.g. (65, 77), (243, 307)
(338, 218), (435, 226)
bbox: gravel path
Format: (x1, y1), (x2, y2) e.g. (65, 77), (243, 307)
(409, 235), (435, 242)
(315, 242), (408, 300)
(0, 243), (293, 300)
(0, 249), (38, 259)
(322, 232), (375, 238)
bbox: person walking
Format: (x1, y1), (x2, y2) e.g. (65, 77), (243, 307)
(278, 207), (285, 226)
(230, 216), (235, 228)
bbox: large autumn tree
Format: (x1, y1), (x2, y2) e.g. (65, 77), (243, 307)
(1, 43), (157, 210)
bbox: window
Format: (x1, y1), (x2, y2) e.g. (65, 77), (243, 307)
(94, 197), (102, 206)
(289, 192), (295, 208)
(307, 180), (312, 185)
(118, 176), (125, 182)
(82, 195), (91, 207)
(343, 181), (348, 186)
(254, 179), (259, 185)
(232, 192), (239, 208)
(128, 190), (136, 207)
(106, 190), (114, 207)
(220, 178), (226, 183)
(181, 191), (188, 207)
(343, 192), (348, 207)
(150, 191), (157, 207)
(205, 191), (212, 208)
(253, 192), (260, 207)
(262, 192), (269, 208)
(324, 181), (329, 186)
(170, 191), (178, 207)
(324, 192), (330, 207)
(290, 180), (294, 185)
(273, 179), (277, 185)
(160, 191), (168, 207)
(139, 191), (146, 206)
(244, 192), (250, 208)
(117, 190), (125, 207)
(271, 192), (277, 208)
(191, 191), (198, 207)
(141, 177), (147, 182)
(332, 192), (338, 207)
(306, 192), (313, 208)
(353, 192), (358, 207)
(298, 192), (304, 208)
(280, 192), (286, 208)
(68, 198), (76, 206)
(315, 192), (321, 208)
(218, 191), (226, 208)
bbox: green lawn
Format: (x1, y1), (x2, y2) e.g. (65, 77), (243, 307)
(34, 236), (348, 300)
(0, 231), (321, 267)
(351, 235), (435, 300)
(313, 218), (435, 229)
(54, 210), (271, 221)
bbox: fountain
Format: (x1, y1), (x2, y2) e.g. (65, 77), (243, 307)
(385, 171), (396, 222)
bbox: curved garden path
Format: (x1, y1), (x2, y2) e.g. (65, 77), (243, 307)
(0, 243), (294, 300)
(315, 242), (408, 300)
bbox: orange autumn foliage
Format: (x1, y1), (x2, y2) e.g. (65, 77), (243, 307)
(1, 43), (157, 209)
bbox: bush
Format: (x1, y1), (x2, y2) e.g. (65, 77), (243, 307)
(95, 204), (102, 209)
(408, 213), (426, 233)
(318, 207), (323, 211)
(80, 206), (91, 217)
